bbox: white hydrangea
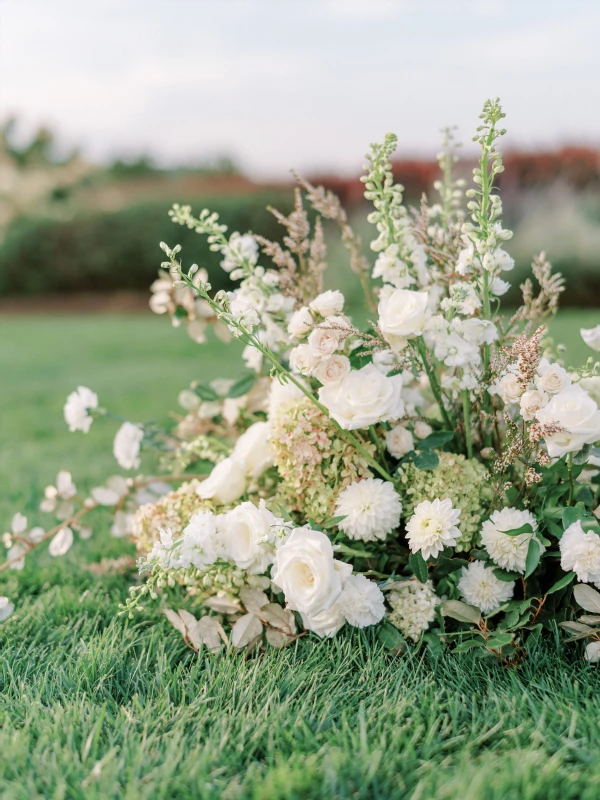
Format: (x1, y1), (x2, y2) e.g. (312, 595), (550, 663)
(387, 580), (438, 641)
(406, 498), (461, 560)
(560, 520), (600, 584)
(480, 507), (539, 573)
(458, 560), (514, 614)
(64, 386), (98, 433)
(113, 422), (144, 471)
(335, 479), (402, 542)
(338, 574), (385, 628)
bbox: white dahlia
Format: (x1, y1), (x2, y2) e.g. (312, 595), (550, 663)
(560, 520), (600, 584)
(457, 560), (514, 614)
(338, 574), (386, 628)
(405, 498), (461, 560)
(335, 479), (402, 542)
(480, 507), (539, 573)
(387, 579), (438, 641)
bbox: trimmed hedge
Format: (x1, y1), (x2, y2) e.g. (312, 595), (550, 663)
(0, 193), (293, 296)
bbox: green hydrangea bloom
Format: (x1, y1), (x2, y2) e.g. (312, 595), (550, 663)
(397, 453), (492, 551)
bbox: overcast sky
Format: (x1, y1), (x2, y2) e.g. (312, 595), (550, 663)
(1, 0), (599, 177)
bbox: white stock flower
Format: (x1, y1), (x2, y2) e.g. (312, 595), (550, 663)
(301, 605), (346, 638)
(581, 325), (600, 353)
(406, 498), (461, 560)
(491, 277), (510, 296)
(267, 377), (307, 424)
(560, 520), (600, 583)
(64, 386), (98, 433)
(217, 501), (278, 573)
(231, 421), (274, 480)
(385, 425), (414, 458)
(335, 479), (402, 542)
(220, 233), (258, 273)
(0, 597), (14, 623)
(520, 390), (548, 421)
(228, 291), (260, 330)
(313, 354), (350, 385)
(338, 573), (385, 628)
(309, 290), (345, 318)
(536, 359), (571, 395)
(113, 423), (144, 471)
(180, 511), (218, 570)
(377, 288), (430, 351)
(197, 457), (246, 505)
(458, 560), (514, 614)
(271, 527), (352, 616)
(289, 344), (319, 376)
(49, 526), (74, 557)
(387, 580), (438, 641)
(535, 385), (600, 458)
(480, 508), (539, 573)
(287, 306), (314, 338)
(318, 363), (404, 430)
(372, 245), (412, 288)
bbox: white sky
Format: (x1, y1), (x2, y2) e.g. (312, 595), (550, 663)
(1, 0), (599, 177)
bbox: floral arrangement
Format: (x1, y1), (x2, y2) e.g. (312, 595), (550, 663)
(3, 99), (600, 663)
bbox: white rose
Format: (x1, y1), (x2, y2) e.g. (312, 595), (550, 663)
(307, 321), (346, 359)
(377, 288), (430, 351)
(271, 527), (352, 616)
(287, 306), (314, 338)
(289, 344), (320, 376)
(301, 605), (346, 638)
(309, 290), (345, 318)
(519, 389), (547, 421)
(217, 501), (276, 572)
(231, 421), (274, 480)
(318, 363), (405, 430)
(579, 376), (600, 406)
(313, 355), (350, 385)
(497, 372), (523, 405)
(414, 420), (433, 439)
(581, 324), (600, 353)
(113, 422), (144, 470)
(535, 385), (600, 457)
(536, 359), (571, 395)
(385, 425), (414, 458)
(197, 457), (246, 505)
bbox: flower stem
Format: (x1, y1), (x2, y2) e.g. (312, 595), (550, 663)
(568, 452), (575, 506)
(462, 390), (473, 460)
(415, 338), (453, 430)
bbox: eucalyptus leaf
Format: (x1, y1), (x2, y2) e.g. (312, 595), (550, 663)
(546, 572), (575, 595)
(573, 584), (600, 614)
(194, 383), (219, 402)
(440, 600), (481, 626)
(416, 431), (454, 450)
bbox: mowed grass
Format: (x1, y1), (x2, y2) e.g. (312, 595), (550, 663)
(0, 309), (599, 799)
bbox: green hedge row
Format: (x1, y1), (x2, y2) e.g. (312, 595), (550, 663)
(0, 193), (294, 296)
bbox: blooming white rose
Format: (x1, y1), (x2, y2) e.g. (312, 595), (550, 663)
(385, 425), (414, 458)
(217, 501), (277, 573)
(318, 363), (404, 430)
(313, 355), (350, 385)
(309, 290), (345, 318)
(377, 288), (430, 351)
(289, 344), (320, 376)
(64, 386), (98, 433)
(338, 573), (386, 628)
(536, 359), (571, 395)
(581, 324), (600, 353)
(307, 321), (346, 360)
(496, 372), (523, 405)
(287, 306), (314, 338)
(414, 421), (433, 439)
(113, 422), (144, 470)
(535, 385), (600, 457)
(231, 421), (274, 480)
(519, 389), (547, 421)
(271, 527), (352, 616)
(301, 605), (346, 638)
(197, 457), (246, 505)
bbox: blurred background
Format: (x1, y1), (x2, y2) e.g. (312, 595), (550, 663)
(1, 0), (599, 504)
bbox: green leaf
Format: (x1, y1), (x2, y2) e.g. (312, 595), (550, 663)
(576, 486), (595, 507)
(409, 551), (428, 583)
(321, 515), (346, 529)
(440, 600), (481, 626)
(378, 621), (406, 653)
(562, 506), (583, 530)
(228, 373), (257, 399)
(470, 549), (489, 561)
(524, 539), (541, 579)
(573, 443), (592, 465)
(573, 584), (600, 613)
(485, 632), (513, 649)
(193, 459), (216, 475)
(453, 637), (485, 653)
(417, 431), (454, 450)
(493, 568), (521, 582)
(502, 524), (534, 537)
(546, 572), (576, 595)
(173, 305), (189, 319)
(194, 383), (219, 402)
(412, 449), (439, 471)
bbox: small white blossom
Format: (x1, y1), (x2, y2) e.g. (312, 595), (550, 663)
(560, 520), (600, 584)
(335, 479), (402, 542)
(458, 560), (514, 614)
(536, 359), (571, 395)
(406, 498), (461, 560)
(64, 386), (98, 433)
(581, 325), (600, 353)
(287, 306), (314, 338)
(0, 597), (14, 623)
(313, 354), (351, 385)
(387, 580), (438, 641)
(48, 526), (74, 557)
(309, 290), (345, 318)
(520, 390), (547, 421)
(385, 425), (414, 458)
(338, 574), (386, 628)
(220, 233), (258, 273)
(113, 423), (144, 471)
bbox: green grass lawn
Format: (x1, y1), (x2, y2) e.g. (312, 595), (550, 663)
(0, 310), (599, 799)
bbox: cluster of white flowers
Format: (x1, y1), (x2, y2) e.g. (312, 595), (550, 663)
(387, 580), (438, 641)
(480, 507), (539, 573)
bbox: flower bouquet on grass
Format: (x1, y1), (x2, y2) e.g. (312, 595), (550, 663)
(4, 99), (600, 663)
